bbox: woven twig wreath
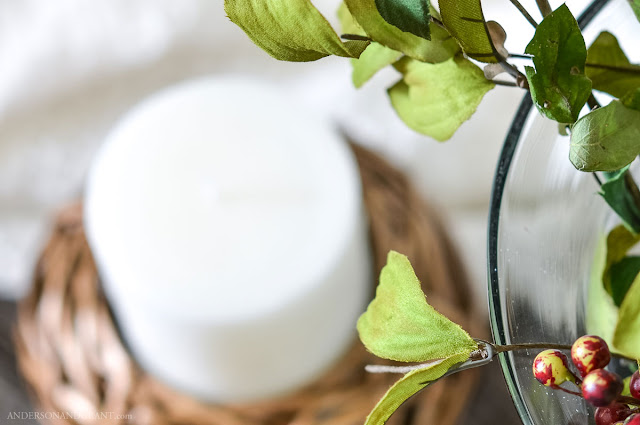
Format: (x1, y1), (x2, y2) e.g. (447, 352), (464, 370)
(15, 144), (486, 425)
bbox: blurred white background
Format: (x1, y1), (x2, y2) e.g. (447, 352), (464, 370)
(0, 0), (596, 302)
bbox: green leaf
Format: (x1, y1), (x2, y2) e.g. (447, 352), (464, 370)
(609, 257), (640, 306)
(345, 0), (459, 62)
(439, 0), (500, 63)
(622, 87), (640, 111)
(364, 352), (469, 425)
(569, 100), (640, 172)
(524, 4), (591, 123)
(375, 0), (431, 40)
(224, 0), (368, 62)
(628, 0), (640, 23)
(602, 225), (640, 296)
(357, 251), (477, 362)
(387, 56), (494, 141)
(586, 31), (640, 99)
(613, 272), (640, 359)
(352, 43), (403, 88)
(599, 165), (640, 234)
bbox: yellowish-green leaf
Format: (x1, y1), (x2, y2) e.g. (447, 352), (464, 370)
(352, 43), (402, 87)
(613, 271), (640, 359)
(224, 0), (368, 62)
(345, 0), (459, 62)
(439, 0), (500, 63)
(387, 56), (494, 141)
(569, 101), (640, 172)
(586, 31), (640, 99)
(525, 4), (591, 124)
(587, 236), (619, 347)
(365, 352), (469, 425)
(357, 251), (477, 362)
(338, 2), (367, 36)
(602, 225), (640, 296)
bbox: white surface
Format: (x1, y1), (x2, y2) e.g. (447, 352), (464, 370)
(0, 0), (593, 307)
(84, 77), (371, 402)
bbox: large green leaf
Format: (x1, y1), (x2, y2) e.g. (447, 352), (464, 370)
(345, 0), (459, 62)
(602, 225), (640, 296)
(357, 251), (477, 362)
(387, 56), (494, 141)
(352, 43), (403, 88)
(439, 0), (500, 63)
(569, 100), (640, 172)
(375, 0), (431, 40)
(586, 31), (640, 99)
(613, 272), (640, 359)
(524, 4), (591, 123)
(364, 352), (469, 425)
(599, 165), (640, 234)
(224, 0), (368, 62)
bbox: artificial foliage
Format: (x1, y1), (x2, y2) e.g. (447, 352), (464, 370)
(223, 0), (640, 422)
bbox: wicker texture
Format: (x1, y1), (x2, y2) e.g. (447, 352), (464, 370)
(15, 145), (486, 425)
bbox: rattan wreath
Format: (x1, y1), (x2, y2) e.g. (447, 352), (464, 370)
(15, 144), (486, 425)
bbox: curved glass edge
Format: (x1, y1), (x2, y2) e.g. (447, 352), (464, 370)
(486, 0), (613, 423)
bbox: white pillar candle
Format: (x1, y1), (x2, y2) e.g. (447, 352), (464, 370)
(84, 76), (371, 403)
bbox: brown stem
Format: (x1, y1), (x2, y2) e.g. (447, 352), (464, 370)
(536, 0), (553, 17)
(494, 343), (637, 362)
(430, 16), (446, 30)
(492, 80), (519, 88)
(494, 342), (572, 353)
(508, 0), (538, 28)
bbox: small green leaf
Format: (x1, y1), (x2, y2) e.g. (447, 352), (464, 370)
(224, 0), (368, 62)
(352, 43), (403, 88)
(613, 272), (640, 359)
(439, 0), (500, 63)
(609, 257), (640, 306)
(524, 4), (591, 123)
(375, 0), (431, 40)
(357, 251), (477, 362)
(599, 166), (640, 234)
(364, 352), (469, 425)
(602, 225), (640, 296)
(586, 31), (640, 99)
(387, 56), (494, 141)
(345, 0), (459, 62)
(569, 100), (640, 172)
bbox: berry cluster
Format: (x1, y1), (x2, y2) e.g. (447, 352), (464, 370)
(532, 336), (640, 425)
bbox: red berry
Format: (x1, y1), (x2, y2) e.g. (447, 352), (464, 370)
(630, 371), (640, 400)
(533, 349), (578, 388)
(626, 414), (640, 425)
(571, 335), (611, 377)
(595, 403), (632, 425)
(582, 369), (624, 407)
